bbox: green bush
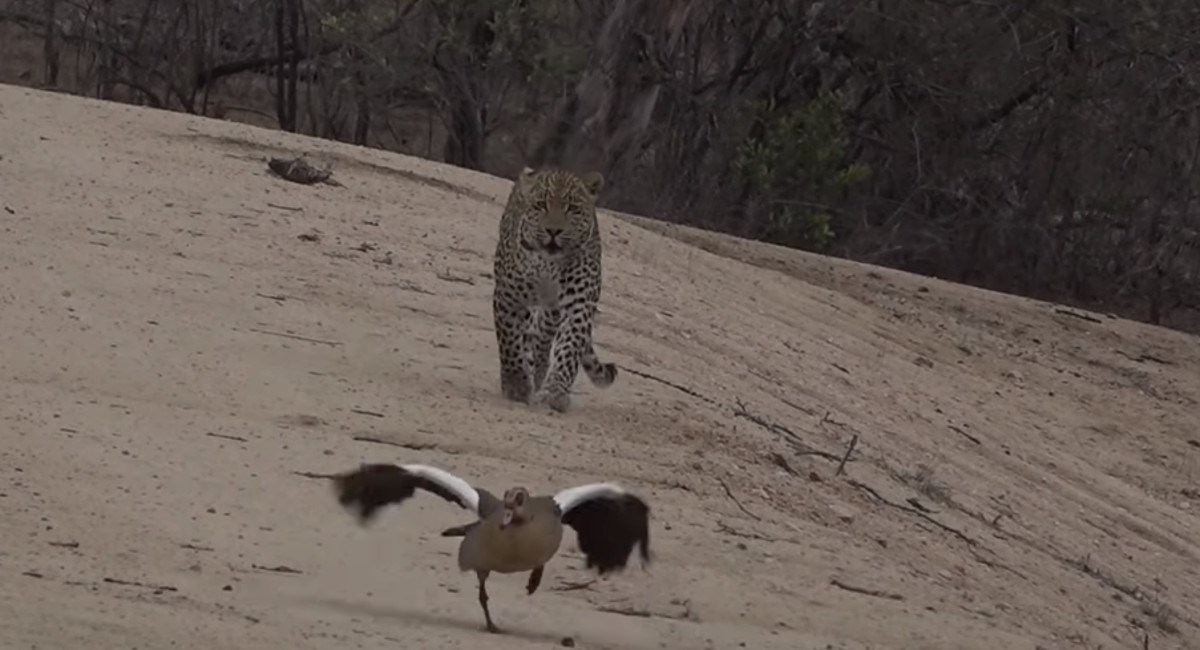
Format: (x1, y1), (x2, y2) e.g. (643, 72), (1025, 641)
(734, 91), (869, 251)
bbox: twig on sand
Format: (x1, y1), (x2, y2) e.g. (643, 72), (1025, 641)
(715, 520), (777, 542)
(551, 579), (596, 592)
(1054, 307), (1102, 324)
(733, 399), (842, 462)
(255, 292), (293, 302)
(830, 578), (904, 601)
(179, 543), (214, 552)
(252, 564), (303, 575)
(597, 605), (652, 618)
(206, 432), (247, 443)
(293, 470), (339, 480)
(352, 435), (437, 451)
(103, 577), (177, 592)
(819, 411), (850, 429)
(597, 605), (688, 621)
(948, 425), (981, 445)
(622, 366), (716, 405)
(716, 476), (761, 521)
(847, 479), (976, 546)
(1115, 349), (1173, 366)
(436, 271), (475, 285)
(248, 327), (341, 347)
(835, 434), (859, 476)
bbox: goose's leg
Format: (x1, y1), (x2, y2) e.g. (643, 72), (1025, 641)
(477, 570), (500, 633)
(526, 566), (545, 595)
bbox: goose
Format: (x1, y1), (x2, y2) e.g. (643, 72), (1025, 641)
(330, 461), (652, 633)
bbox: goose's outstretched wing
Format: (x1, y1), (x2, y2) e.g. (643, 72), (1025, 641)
(333, 463), (495, 523)
(555, 483), (651, 574)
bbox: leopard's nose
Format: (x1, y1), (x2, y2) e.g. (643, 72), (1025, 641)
(545, 227), (563, 241)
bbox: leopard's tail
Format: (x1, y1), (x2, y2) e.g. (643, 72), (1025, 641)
(581, 342), (617, 388)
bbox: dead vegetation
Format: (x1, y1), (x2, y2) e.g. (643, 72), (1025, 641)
(3, 0), (1200, 332)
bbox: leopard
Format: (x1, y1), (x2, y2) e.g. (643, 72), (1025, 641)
(491, 166), (618, 413)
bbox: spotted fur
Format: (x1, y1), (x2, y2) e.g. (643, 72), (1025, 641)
(492, 167), (617, 412)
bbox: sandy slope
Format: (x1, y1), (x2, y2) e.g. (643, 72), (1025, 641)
(0, 83), (1198, 650)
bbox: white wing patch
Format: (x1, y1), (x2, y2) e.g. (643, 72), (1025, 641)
(400, 463), (481, 514)
(553, 482), (627, 515)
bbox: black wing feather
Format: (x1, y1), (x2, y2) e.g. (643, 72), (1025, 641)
(560, 493), (651, 575)
(332, 463), (470, 524)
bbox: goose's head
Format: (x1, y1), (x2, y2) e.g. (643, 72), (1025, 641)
(499, 486), (531, 529)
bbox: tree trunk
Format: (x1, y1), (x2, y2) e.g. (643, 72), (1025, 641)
(42, 0), (59, 86)
(286, 0), (299, 131)
(531, 0), (690, 176)
(273, 0), (299, 132)
(353, 65), (370, 146)
(438, 8), (495, 169)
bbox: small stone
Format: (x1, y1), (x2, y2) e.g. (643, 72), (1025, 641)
(829, 504), (856, 524)
(560, 636), (575, 647)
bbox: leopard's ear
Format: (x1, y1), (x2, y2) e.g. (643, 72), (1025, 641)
(580, 171), (604, 196)
(515, 166), (537, 189)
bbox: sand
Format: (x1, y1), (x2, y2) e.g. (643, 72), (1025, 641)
(0, 83), (1198, 649)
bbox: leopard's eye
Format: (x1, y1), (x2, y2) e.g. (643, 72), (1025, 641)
(533, 200), (549, 212)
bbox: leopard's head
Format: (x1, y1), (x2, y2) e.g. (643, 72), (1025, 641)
(512, 167), (604, 254)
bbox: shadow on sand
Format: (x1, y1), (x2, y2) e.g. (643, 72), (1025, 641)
(296, 594), (572, 645)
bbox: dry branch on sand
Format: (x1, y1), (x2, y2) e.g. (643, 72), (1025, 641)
(267, 156), (343, 187)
